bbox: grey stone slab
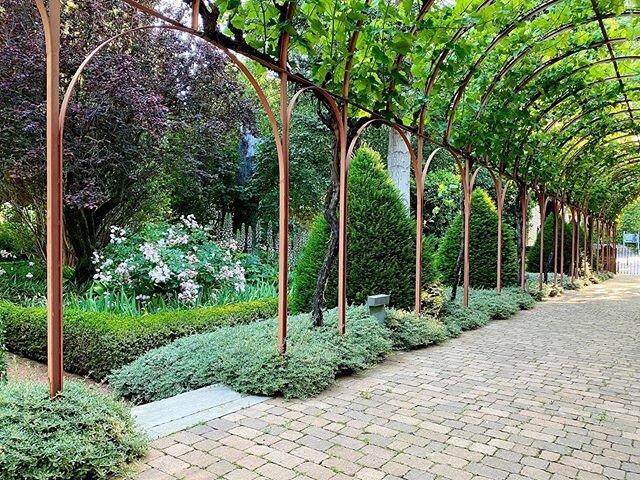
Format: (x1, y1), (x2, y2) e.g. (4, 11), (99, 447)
(132, 384), (267, 439)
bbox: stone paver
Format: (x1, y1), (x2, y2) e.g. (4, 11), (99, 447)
(132, 277), (640, 479)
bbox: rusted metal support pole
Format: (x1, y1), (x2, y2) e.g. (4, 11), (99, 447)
(191, 0), (200, 30)
(551, 201), (557, 286)
(570, 209), (576, 283)
(594, 218), (598, 272)
(414, 137), (424, 313)
(613, 223), (617, 274)
(496, 178), (503, 294)
(589, 214), (598, 272)
(460, 157), (473, 307)
(601, 220), (609, 272)
(600, 219), (604, 272)
(604, 222), (609, 272)
(560, 201), (565, 287)
(414, 146), (440, 312)
(538, 188), (546, 291)
(276, 29), (291, 354)
(519, 185), (528, 290)
(491, 173), (509, 294)
(37, 0), (64, 397)
(583, 211), (588, 277)
(607, 222), (612, 272)
(337, 104), (348, 334)
(574, 210), (581, 279)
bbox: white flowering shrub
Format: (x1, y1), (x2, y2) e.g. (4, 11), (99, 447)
(93, 216), (247, 305)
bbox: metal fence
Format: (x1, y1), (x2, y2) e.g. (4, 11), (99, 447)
(617, 245), (640, 276)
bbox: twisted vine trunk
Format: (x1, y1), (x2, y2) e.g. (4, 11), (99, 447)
(311, 116), (342, 327)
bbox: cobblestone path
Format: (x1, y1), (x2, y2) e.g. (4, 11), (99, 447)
(134, 277), (640, 480)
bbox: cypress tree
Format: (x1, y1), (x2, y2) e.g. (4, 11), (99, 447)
(291, 146), (436, 313)
(435, 189), (518, 289)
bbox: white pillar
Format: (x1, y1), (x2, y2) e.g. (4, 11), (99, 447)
(387, 129), (411, 208)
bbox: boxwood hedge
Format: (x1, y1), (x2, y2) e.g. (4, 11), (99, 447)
(0, 298), (277, 381)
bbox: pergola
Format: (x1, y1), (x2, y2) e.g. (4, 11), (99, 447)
(35, 0), (637, 396)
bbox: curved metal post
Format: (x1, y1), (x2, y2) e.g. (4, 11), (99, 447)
(574, 209), (581, 280)
(191, 0), (200, 30)
(589, 214), (598, 272)
(552, 200), (559, 286)
(613, 223), (617, 273)
(278, 72), (289, 353)
(36, 0), (64, 398)
(538, 188), (546, 291)
(57, 20), (288, 354)
(607, 222), (612, 272)
(583, 210), (588, 277)
(519, 185), (529, 289)
(490, 172), (510, 293)
(451, 153), (478, 307)
(415, 146), (442, 311)
(595, 218), (600, 272)
(570, 208), (576, 283)
(276, 8), (294, 352)
(337, 108), (348, 335)
(463, 160), (472, 307)
(560, 200), (566, 286)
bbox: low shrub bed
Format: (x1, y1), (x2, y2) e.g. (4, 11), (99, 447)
(110, 292), (532, 404)
(109, 277), (612, 404)
(0, 315), (6, 382)
(444, 287), (536, 326)
(385, 310), (450, 350)
(1, 298), (277, 380)
(110, 307), (393, 403)
(0, 381), (147, 479)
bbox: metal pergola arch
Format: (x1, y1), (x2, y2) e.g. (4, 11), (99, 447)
(34, 0), (640, 397)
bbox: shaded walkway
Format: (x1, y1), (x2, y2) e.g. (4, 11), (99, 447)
(134, 278), (640, 480)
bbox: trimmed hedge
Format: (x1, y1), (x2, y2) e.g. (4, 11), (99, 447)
(436, 189), (518, 289)
(109, 307), (393, 403)
(291, 146), (436, 312)
(1, 298), (277, 381)
(0, 381), (147, 479)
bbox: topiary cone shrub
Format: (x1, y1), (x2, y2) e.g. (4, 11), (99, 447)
(290, 146), (436, 313)
(526, 214), (582, 275)
(435, 189), (518, 289)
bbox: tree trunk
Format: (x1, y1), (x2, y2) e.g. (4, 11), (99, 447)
(65, 208), (98, 285)
(310, 117), (341, 327)
(65, 200), (118, 285)
(386, 129), (411, 209)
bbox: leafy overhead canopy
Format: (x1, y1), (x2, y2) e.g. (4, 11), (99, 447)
(169, 0), (640, 219)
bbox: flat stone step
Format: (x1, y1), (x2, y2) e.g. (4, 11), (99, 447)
(131, 385), (267, 439)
